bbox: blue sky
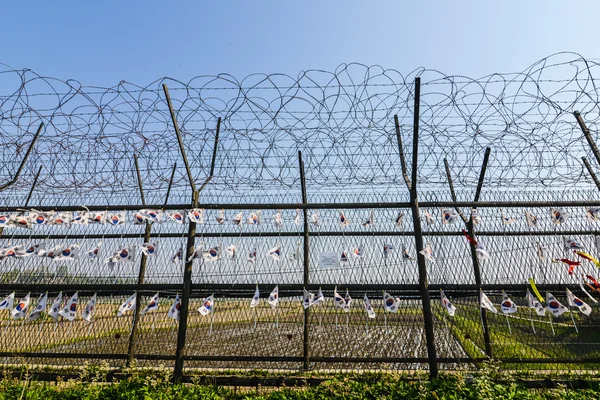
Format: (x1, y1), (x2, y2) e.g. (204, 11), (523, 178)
(2, 1), (596, 84)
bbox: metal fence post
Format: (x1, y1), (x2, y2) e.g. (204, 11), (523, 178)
(582, 157), (600, 191)
(163, 83), (198, 382)
(444, 148), (493, 358)
(395, 77), (439, 378)
(0, 123), (43, 238)
(575, 111), (600, 168)
(298, 151), (310, 370)
(127, 158), (177, 366)
(0, 123), (43, 192)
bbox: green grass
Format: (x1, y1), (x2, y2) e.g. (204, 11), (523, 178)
(436, 300), (600, 371)
(3, 361), (600, 399)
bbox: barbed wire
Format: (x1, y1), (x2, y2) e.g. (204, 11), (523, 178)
(1, 52), (600, 205)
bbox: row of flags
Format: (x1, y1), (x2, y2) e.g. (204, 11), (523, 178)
(0, 292), (93, 322)
(3, 231), (600, 284)
(474, 289), (592, 317)
(0, 287), (593, 330)
(0, 242), (283, 264)
(442, 208), (600, 226)
(0, 291), (182, 323)
(3, 207), (600, 229)
(0, 240), (435, 265)
(1, 238), (598, 276)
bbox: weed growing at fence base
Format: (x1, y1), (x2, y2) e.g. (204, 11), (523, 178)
(3, 367), (600, 400)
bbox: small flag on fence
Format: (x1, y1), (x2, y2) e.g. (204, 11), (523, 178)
(0, 292), (15, 310)
(442, 209), (458, 224)
(247, 249), (257, 263)
(339, 211), (350, 228)
(364, 294), (376, 319)
(440, 290), (456, 316)
(566, 288), (592, 316)
(12, 293), (30, 319)
(107, 211), (126, 226)
(587, 208), (600, 222)
(526, 289), (545, 316)
(250, 286), (260, 308)
(112, 247), (134, 263)
(423, 211), (435, 225)
(86, 242), (102, 259)
(419, 243), (435, 262)
(82, 293), (97, 323)
(312, 288), (325, 306)
(140, 209), (162, 223)
(216, 209), (225, 224)
(168, 295), (181, 320)
(273, 210), (283, 227)
(248, 211), (261, 225)
(48, 293), (62, 320)
(203, 245), (221, 262)
(140, 293), (160, 315)
(565, 239), (584, 251)
(167, 211), (186, 224)
(140, 242), (158, 256)
(479, 290), (497, 314)
(198, 295), (214, 316)
(59, 292), (78, 321)
(232, 211), (244, 226)
(268, 244), (281, 261)
(550, 208), (569, 225)
(294, 209), (301, 226)
(500, 209), (516, 225)
(27, 293), (48, 322)
(303, 289), (314, 309)
(334, 287), (346, 310)
(525, 211), (538, 227)
(362, 210), (374, 227)
(268, 286), (279, 309)
(187, 208), (204, 224)
(501, 291), (517, 314)
(117, 293), (136, 317)
(546, 292), (568, 317)
(226, 244), (236, 259)
(395, 212), (404, 228)
(383, 292), (400, 313)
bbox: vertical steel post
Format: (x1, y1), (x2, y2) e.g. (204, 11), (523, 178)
(163, 83), (198, 382)
(582, 157), (600, 191)
(298, 151), (310, 370)
(127, 154), (153, 366)
(163, 163), (178, 206)
(173, 190), (198, 381)
(406, 78), (438, 378)
(0, 123), (44, 192)
(445, 149), (493, 358)
(582, 157), (600, 192)
(574, 111), (600, 168)
(472, 148), (493, 358)
(24, 165), (43, 208)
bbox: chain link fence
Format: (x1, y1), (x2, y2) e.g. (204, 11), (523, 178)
(2, 53), (600, 379)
